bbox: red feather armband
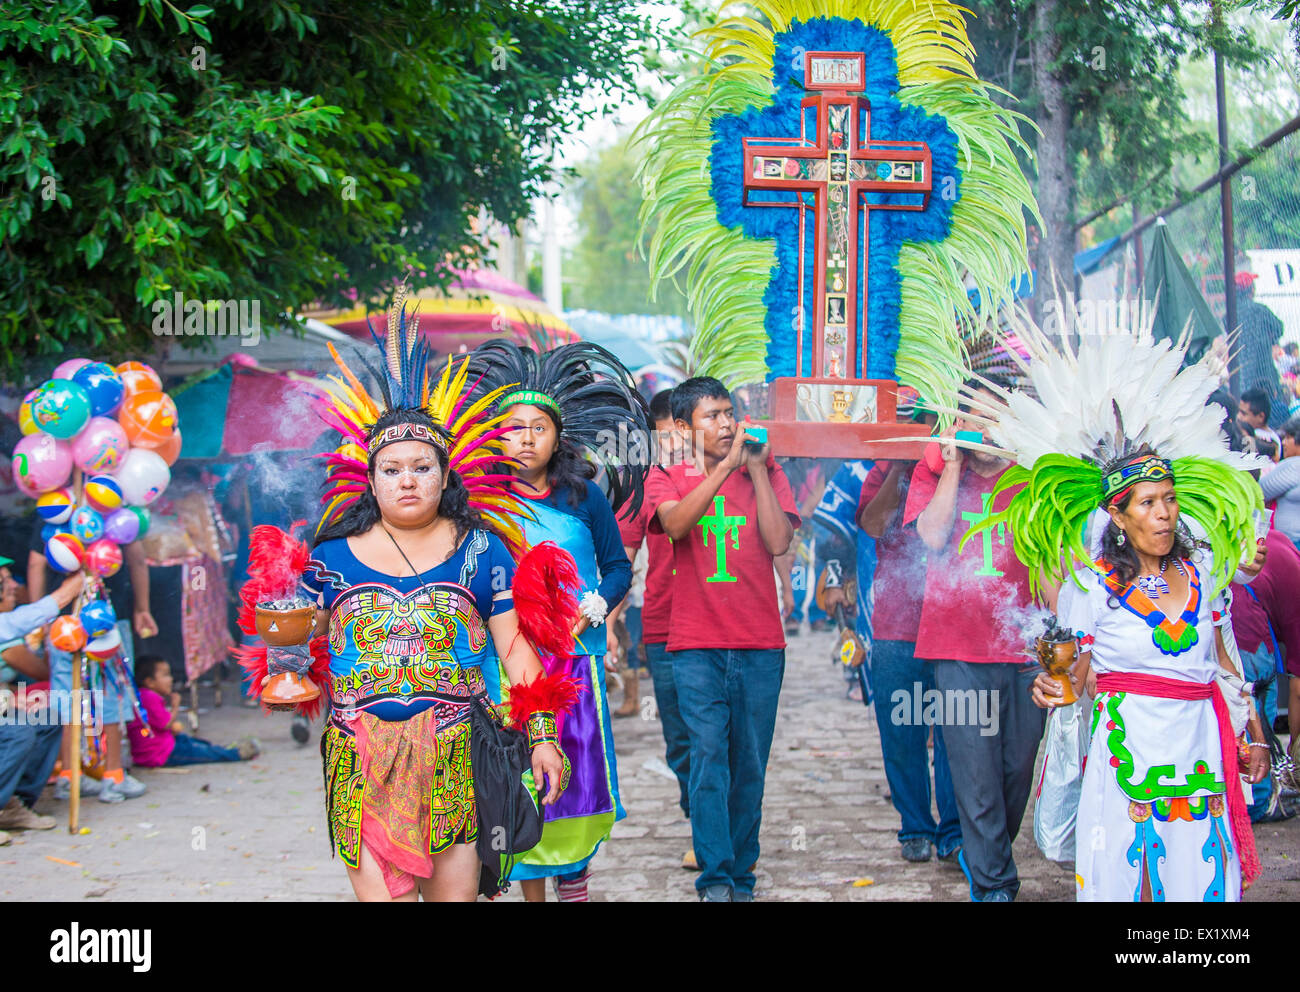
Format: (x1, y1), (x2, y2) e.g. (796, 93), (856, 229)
(508, 670), (582, 749)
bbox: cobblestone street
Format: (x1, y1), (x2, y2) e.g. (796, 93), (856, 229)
(3, 627), (1296, 901)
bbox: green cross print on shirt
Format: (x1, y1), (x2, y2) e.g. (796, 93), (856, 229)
(960, 491), (1006, 578)
(699, 494), (747, 583)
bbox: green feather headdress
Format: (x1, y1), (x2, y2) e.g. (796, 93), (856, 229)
(959, 304), (1265, 599)
(631, 0), (1041, 404)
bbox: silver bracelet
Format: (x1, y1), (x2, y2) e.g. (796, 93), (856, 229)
(1246, 741), (1269, 750)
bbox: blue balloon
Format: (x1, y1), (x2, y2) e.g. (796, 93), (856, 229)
(70, 505), (104, 544)
(40, 523), (60, 544)
(78, 600), (118, 639)
(72, 362), (126, 418)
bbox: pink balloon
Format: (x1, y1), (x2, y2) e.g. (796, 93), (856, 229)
(84, 538), (123, 578)
(11, 468), (40, 499)
(70, 416), (130, 473)
(11, 433), (73, 493)
(53, 358), (92, 380)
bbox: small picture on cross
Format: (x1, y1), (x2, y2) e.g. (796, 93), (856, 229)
(829, 152), (847, 181)
(826, 294), (847, 325)
(760, 158), (784, 178)
(795, 383), (878, 424)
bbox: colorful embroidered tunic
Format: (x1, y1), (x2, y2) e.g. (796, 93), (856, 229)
(301, 529), (516, 896)
(1059, 557), (1241, 902)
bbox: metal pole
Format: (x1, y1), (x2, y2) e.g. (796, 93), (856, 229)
(1215, 9), (1238, 393)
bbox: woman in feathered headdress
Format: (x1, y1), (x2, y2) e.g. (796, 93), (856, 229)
(466, 339), (650, 901)
(961, 306), (1272, 902)
(256, 288), (581, 902)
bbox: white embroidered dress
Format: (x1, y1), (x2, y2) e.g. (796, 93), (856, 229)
(1058, 558), (1240, 902)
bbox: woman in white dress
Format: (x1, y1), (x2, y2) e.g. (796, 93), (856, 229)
(1032, 452), (1271, 901)
(951, 313), (1273, 902)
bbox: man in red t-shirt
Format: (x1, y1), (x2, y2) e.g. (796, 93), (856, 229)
(904, 378), (1044, 902)
(1229, 527), (1300, 814)
(858, 454), (961, 866)
(646, 377), (799, 902)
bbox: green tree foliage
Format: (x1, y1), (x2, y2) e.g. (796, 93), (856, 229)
(1258, 0), (1300, 55)
(965, 1), (1264, 235)
(0, 0), (649, 370)
(566, 136), (690, 318)
(1160, 16), (1300, 253)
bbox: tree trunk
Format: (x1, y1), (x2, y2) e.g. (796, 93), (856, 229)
(1030, 0), (1076, 327)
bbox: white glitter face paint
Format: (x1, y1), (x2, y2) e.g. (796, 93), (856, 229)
(370, 440), (444, 520)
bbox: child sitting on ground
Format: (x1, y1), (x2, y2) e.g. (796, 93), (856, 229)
(128, 655), (259, 767)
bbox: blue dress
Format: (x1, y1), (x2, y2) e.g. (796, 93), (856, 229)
(508, 479), (633, 881)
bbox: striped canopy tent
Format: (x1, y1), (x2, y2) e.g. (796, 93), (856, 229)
(301, 268), (577, 356)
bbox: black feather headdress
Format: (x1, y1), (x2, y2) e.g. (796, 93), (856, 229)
(467, 340), (652, 517)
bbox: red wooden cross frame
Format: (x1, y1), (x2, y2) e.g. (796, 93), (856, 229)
(742, 52), (932, 381)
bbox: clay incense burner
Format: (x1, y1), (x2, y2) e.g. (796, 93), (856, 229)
(1035, 616), (1078, 706)
(255, 604), (320, 708)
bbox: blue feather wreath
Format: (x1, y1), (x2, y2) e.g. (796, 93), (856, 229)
(710, 18), (961, 382)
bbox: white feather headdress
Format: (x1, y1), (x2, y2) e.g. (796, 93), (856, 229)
(956, 295), (1264, 596)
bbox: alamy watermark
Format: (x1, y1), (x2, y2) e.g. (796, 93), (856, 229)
(50, 924), (151, 972)
(1040, 295), (1157, 340)
(889, 682), (1000, 737)
(151, 292), (261, 346)
(0, 687), (105, 734)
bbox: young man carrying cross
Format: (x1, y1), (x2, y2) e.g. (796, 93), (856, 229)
(645, 377), (800, 902)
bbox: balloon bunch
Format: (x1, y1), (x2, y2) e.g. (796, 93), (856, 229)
(11, 359), (179, 584)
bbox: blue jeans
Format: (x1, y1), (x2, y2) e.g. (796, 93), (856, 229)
(166, 734), (242, 766)
(671, 647), (785, 896)
(645, 641), (690, 816)
(0, 721), (61, 809)
(869, 639), (962, 854)
(623, 606), (644, 670)
(1240, 644), (1280, 817)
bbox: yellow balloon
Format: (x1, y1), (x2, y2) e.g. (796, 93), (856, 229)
(18, 399), (38, 435)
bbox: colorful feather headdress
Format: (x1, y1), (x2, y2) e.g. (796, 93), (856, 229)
(303, 283), (530, 550)
(632, 0), (1040, 406)
(467, 339), (652, 518)
(958, 299), (1265, 598)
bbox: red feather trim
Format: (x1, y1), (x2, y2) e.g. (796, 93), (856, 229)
(233, 642), (269, 693)
(245, 522), (310, 601)
(231, 635), (332, 721)
(507, 670), (584, 726)
(237, 522), (312, 635)
(512, 542), (580, 661)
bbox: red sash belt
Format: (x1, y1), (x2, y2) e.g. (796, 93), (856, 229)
(1094, 673), (1260, 889)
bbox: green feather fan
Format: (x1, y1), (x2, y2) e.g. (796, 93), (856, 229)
(632, 0), (1040, 403)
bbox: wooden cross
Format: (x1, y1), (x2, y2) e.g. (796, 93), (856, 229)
(742, 52), (933, 381)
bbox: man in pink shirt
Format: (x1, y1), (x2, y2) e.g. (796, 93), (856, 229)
(1229, 528), (1300, 817)
(904, 378), (1044, 902)
(858, 457), (961, 865)
(617, 390), (692, 822)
